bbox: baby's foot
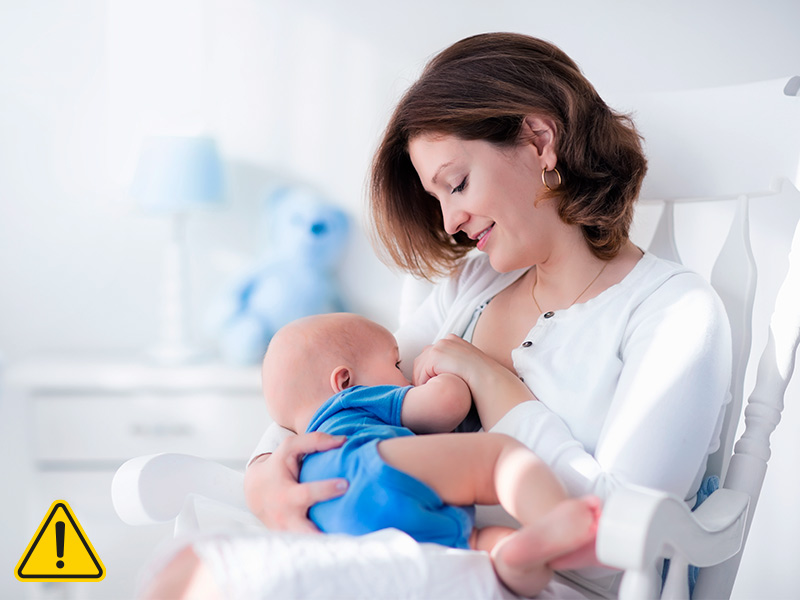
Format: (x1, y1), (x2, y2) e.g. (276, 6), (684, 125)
(490, 496), (601, 597)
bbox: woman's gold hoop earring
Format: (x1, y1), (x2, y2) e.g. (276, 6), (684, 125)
(541, 167), (562, 191)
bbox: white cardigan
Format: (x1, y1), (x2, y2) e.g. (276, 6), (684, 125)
(395, 251), (732, 504)
(252, 251), (731, 504)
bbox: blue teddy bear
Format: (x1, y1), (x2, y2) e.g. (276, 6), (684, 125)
(213, 186), (350, 364)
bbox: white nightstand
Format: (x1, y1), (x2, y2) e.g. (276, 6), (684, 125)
(2, 357), (267, 600)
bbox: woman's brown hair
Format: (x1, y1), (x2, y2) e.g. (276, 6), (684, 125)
(369, 32), (647, 279)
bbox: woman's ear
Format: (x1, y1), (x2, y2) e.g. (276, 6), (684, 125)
(330, 366), (353, 393)
(522, 115), (558, 170)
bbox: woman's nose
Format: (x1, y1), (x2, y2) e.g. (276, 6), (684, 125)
(440, 201), (468, 236)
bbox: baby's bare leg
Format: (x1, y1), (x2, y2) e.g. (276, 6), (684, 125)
(378, 433), (599, 597)
(470, 526), (517, 553)
(491, 497), (601, 596)
(378, 433), (563, 511)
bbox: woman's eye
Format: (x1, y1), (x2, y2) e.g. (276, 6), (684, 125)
(395, 361), (402, 369)
(451, 177), (468, 194)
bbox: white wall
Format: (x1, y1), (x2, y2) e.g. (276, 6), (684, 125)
(1, 0), (799, 597)
(3, 0), (800, 357)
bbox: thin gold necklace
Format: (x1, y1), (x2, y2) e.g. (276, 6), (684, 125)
(531, 261), (609, 315)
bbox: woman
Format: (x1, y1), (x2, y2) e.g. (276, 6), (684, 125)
(155, 33), (730, 598)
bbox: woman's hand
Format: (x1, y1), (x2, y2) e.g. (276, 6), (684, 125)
(244, 432), (348, 532)
(413, 334), (536, 430)
(413, 334), (493, 387)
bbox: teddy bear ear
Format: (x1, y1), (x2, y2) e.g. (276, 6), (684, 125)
(332, 208), (350, 235)
(263, 184), (292, 212)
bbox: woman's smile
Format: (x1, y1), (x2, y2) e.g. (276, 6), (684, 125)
(475, 224), (494, 251)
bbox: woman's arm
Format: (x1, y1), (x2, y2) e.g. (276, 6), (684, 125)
(244, 426), (348, 531)
(246, 421), (294, 466)
(493, 277), (732, 501)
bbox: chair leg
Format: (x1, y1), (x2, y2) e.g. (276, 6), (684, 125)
(174, 495), (200, 537)
(619, 569), (660, 600)
(662, 555), (690, 599)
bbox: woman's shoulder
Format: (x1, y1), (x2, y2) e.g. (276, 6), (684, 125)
(619, 253), (732, 364)
(627, 252), (728, 324)
(623, 252), (708, 294)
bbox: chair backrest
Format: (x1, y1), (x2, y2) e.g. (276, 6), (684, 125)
(645, 193), (756, 486)
(614, 76), (800, 597)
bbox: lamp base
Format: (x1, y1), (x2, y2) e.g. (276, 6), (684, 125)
(147, 213), (207, 366)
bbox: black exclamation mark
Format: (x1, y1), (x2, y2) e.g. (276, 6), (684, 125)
(55, 521), (65, 569)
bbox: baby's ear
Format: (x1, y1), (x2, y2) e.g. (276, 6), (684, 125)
(330, 366), (352, 393)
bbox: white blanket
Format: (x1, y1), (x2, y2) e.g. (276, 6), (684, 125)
(175, 528), (602, 599)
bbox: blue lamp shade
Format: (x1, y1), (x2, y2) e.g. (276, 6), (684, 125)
(130, 136), (225, 213)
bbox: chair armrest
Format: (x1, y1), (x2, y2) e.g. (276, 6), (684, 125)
(112, 453), (249, 526)
(596, 485), (749, 599)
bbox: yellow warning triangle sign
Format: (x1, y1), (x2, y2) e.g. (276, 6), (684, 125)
(15, 499), (105, 582)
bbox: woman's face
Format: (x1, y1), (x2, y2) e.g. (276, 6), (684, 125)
(408, 133), (558, 273)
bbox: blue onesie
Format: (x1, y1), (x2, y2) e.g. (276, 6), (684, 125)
(299, 385), (475, 549)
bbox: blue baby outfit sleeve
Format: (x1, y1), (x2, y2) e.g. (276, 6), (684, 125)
(305, 385), (411, 437)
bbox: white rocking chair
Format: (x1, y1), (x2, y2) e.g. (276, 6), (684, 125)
(112, 76), (800, 599)
(596, 76), (800, 599)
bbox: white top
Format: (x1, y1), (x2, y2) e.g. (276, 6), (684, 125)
(395, 251), (732, 503)
(253, 251), (731, 505)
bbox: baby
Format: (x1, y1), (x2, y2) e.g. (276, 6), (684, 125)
(262, 312), (600, 597)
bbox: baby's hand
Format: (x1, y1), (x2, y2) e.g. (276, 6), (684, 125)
(401, 372), (472, 434)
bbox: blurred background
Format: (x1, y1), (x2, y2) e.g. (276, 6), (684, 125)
(1, 0), (799, 598)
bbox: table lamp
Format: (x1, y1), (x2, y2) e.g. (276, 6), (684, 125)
(130, 135), (225, 363)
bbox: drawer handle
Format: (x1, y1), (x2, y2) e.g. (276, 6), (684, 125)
(129, 423), (195, 438)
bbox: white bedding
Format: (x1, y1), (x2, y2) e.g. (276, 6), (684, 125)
(168, 528), (603, 599)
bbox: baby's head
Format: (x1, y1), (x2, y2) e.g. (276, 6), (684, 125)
(262, 313), (411, 433)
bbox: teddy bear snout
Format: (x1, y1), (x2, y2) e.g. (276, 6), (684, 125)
(311, 222), (328, 236)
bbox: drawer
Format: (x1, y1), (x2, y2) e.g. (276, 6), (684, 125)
(28, 471), (174, 600)
(31, 392), (270, 465)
